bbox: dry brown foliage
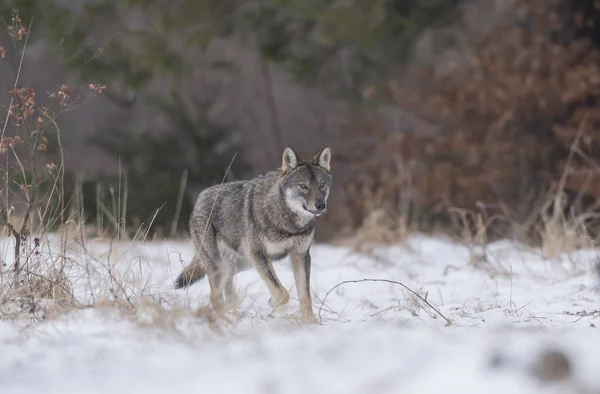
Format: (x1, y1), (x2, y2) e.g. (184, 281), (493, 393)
(325, 0), (600, 245)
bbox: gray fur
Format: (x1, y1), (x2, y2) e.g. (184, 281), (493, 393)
(175, 146), (332, 323)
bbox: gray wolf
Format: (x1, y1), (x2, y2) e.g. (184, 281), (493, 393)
(174, 146), (332, 323)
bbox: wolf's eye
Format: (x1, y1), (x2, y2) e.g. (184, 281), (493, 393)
(299, 184), (308, 189)
(319, 182), (325, 188)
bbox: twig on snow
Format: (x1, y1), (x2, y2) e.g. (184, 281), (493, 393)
(563, 309), (600, 323)
(318, 278), (452, 325)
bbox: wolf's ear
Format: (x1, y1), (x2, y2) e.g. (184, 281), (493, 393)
(312, 146), (331, 173)
(282, 146), (300, 174)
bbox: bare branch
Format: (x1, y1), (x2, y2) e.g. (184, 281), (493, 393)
(318, 278), (452, 325)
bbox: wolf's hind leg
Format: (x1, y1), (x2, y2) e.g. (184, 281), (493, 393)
(223, 273), (239, 311)
(192, 221), (228, 314)
(207, 270), (226, 313)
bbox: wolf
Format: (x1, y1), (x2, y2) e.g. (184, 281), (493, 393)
(174, 146), (332, 323)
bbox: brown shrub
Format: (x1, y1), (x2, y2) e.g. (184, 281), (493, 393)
(328, 0), (600, 244)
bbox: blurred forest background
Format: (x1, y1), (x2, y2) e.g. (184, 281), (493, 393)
(2, 0), (600, 245)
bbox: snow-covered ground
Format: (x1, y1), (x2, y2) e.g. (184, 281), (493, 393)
(1, 234), (600, 394)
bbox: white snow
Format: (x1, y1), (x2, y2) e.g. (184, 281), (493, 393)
(1, 234), (600, 394)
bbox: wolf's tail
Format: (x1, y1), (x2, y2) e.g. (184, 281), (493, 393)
(174, 255), (206, 289)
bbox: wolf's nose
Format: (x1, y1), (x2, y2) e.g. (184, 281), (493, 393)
(315, 201), (326, 212)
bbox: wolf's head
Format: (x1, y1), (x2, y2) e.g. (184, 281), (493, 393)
(280, 146), (332, 218)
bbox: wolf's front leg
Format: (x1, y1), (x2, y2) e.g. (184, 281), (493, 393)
(249, 250), (290, 309)
(291, 250), (319, 324)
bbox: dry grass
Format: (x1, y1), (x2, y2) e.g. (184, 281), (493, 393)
(0, 227), (235, 335)
(337, 116), (600, 277)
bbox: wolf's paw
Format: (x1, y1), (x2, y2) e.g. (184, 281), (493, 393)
(268, 292), (290, 309)
(300, 309), (320, 325)
(226, 308), (242, 319)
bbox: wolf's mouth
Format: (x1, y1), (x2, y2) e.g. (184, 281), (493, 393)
(302, 204), (324, 216)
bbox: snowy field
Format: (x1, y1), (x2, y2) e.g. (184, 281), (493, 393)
(1, 234), (600, 394)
